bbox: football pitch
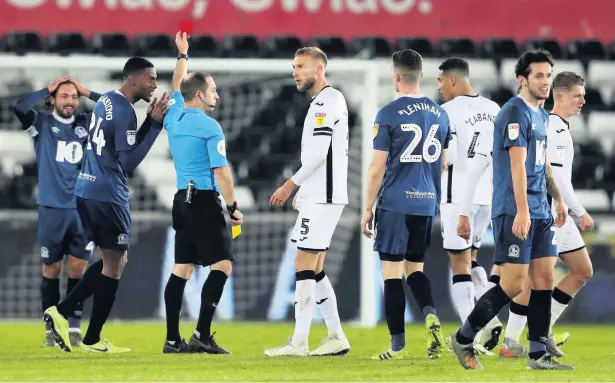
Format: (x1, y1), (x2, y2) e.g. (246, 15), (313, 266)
(1, 321), (613, 381)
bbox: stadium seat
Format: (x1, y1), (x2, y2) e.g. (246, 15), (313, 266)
(588, 61), (615, 89)
(464, 59), (498, 88)
(524, 39), (564, 59)
(92, 33), (132, 56)
(438, 38), (477, 58)
(222, 35), (262, 58)
(575, 189), (611, 212)
(567, 40), (606, 61)
(587, 111), (615, 138)
(574, 139), (606, 188)
(480, 38), (520, 59)
(4, 32), (45, 55)
(188, 35), (220, 58)
(263, 35), (303, 58)
(487, 87), (515, 107)
(48, 33), (90, 56)
(352, 37), (394, 58)
(608, 41), (615, 60)
(568, 114), (587, 142)
(583, 87), (605, 111)
(0, 131), (34, 164)
(310, 36), (350, 57)
(135, 34), (174, 57)
(396, 37), (435, 57)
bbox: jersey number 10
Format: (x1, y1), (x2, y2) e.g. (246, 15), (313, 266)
(399, 124), (442, 163)
(86, 114), (106, 156)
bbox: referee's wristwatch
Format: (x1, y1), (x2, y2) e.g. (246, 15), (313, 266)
(227, 201), (239, 219)
(177, 53), (188, 61)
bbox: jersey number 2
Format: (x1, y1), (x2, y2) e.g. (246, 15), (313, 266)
(400, 124), (442, 163)
(86, 114), (106, 156)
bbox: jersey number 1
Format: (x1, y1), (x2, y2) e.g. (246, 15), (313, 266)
(400, 124), (442, 163)
(87, 114), (106, 156)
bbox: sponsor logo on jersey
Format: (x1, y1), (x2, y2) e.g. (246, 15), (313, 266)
(51, 126), (60, 134)
(507, 123), (520, 140)
(217, 140), (227, 157)
(315, 113), (326, 127)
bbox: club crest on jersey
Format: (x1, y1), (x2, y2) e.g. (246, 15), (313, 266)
(126, 130), (136, 145)
(117, 234), (129, 245)
(507, 123), (520, 140)
(75, 126), (88, 138)
(373, 123), (379, 138)
(315, 113), (326, 127)
(40, 246), (49, 258)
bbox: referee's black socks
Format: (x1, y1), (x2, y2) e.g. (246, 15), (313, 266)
(164, 273), (188, 342)
(195, 270), (228, 339)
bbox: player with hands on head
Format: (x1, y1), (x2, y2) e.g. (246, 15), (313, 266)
(12, 76), (102, 348)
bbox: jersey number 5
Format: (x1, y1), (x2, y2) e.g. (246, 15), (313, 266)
(86, 114), (106, 156)
(400, 124), (442, 163)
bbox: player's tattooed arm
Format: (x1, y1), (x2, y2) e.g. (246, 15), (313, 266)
(545, 159), (562, 201)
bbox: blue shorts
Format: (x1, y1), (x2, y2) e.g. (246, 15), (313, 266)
(492, 214), (557, 265)
(373, 208), (433, 262)
(38, 206), (92, 265)
(76, 197), (131, 251)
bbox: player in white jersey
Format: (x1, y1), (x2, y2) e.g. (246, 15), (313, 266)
(266, 47), (350, 357)
(437, 59), (504, 350)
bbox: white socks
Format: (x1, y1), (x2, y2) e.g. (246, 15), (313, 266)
(550, 298), (568, 332)
(292, 278), (316, 347)
(452, 277), (475, 324)
(504, 309), (527, 342)
(471, 265), (489, 299)
(315, 274), (345, 339)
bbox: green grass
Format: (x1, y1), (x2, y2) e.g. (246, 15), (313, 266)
(1, 321), (614, 381)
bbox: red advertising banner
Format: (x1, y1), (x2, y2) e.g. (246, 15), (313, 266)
(1, 0), (614, 42)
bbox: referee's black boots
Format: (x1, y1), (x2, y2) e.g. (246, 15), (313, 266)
(188, 332), (231, 355)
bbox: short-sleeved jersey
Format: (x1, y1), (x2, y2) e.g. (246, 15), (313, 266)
(441, 95), (500, 205)
(374, 95), (451, 216)
(492, 96), (550, 219)
(75, 90), (137, 206)
(27, 112), (90, 209)
(295, 86), (349, 205)
(164, 91), (228, 191)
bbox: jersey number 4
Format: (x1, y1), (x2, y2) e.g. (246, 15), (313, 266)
(86, 114), (106, 156)
(400, 124), (442, 163)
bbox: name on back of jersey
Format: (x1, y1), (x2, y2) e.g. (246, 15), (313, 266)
(465, 112), (496, 127)
(398, 102), (442, 118)
(99, 95), (114, 121)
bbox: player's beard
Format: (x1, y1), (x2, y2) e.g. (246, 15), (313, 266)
(298, 76), (316, 93)
(55, 105), (74, 119)
(528, 84), (549, 101)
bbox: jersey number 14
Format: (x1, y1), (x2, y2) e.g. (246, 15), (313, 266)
(400, 124), (442, 163)
(86, 114), (106, 156)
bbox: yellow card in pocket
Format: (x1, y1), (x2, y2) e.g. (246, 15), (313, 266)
(232, 225), (242, 239)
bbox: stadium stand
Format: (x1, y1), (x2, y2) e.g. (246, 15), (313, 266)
(0, 33), (614, 215)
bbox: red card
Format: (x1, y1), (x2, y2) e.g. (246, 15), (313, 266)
(179, 20), (193, 35)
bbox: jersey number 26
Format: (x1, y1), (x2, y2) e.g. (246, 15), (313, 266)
(86, 114), (106, 156)
(400, 124), (442, 163)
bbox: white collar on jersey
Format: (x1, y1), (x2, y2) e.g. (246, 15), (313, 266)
(52, 110), (75, 124)
(398, 94), (426, 98)
(516, 95), (540, 112)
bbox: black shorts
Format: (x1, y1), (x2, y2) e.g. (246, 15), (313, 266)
(172, 189), (234, 266)
(76, 197), (131, 251)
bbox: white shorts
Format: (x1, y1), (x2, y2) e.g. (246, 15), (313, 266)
(440, 203), (491, 251)
(291, 203), (344, 252)
(556, 215), (585, 255)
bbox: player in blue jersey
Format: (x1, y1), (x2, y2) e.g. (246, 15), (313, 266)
(360, 49), (451, 360)
(12, 77), (102, 347)
(44, 57), (169, 353)
(450, 50), (574, 371)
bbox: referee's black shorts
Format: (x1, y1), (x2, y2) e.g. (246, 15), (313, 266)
(172, 189), (234, 266)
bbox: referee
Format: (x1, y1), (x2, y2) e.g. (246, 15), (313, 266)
(161, 32), (243, 354)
